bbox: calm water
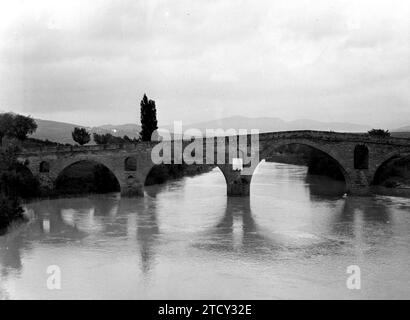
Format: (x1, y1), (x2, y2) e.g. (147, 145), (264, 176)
(1, 162), (410, 300)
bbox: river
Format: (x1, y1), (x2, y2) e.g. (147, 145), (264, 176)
(1, 161), (410, 299)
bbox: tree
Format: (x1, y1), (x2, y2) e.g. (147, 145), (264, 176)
(0, 113), (37, 143)
(72, 127), (91, 145)
(0, 113), (14, 143)
(0, 145), (30, 230)
(10, 114), (38, 140)
(368, 129), (391, 138)
(0, 194), (24, 231)
(140, 94), (158, 141)
(93, 132), (111, 145)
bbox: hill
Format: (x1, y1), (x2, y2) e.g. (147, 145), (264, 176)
(164, 116), (372, 134)
(31, 119), (141, 144)
(4, 113), (406, 143)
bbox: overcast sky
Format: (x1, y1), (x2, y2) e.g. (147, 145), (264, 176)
(0, 0), (409, 128)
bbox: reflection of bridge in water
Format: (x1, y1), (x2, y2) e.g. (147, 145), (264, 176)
(0, 187), (400, 282)
(18, 130), (410, 196)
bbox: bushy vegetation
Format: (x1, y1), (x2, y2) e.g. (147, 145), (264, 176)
(0, 113), (37, 142)
(22, 137), (72, 148)
(0, 113), (40, 230)
(0, 146), (36, 230)
(93, 132), (140, 145)
(368, 129), (391, 138)
(0, 194), (24, 233)
(72, 127), (91, 145)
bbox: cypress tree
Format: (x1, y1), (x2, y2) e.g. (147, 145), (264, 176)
(140, 94), (158, 141)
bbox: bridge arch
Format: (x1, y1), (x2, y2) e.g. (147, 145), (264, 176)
(258, 139), (351, 191)
(372, 151), (410, 186)
(54, 158), (122, 194)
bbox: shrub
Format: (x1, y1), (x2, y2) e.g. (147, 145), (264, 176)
(93, 132), (140, 145)
(72, 127), (91, 145)
(0, 194), (25, 231)
(368, 129), (390, 138)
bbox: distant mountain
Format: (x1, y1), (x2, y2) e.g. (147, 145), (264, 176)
(0, 111), (383, 143)
(31, 119), (141, 144)
(168, 116), (372, 134)
(91, 123), (141, 139)
(393, 125), (410, 132)
(27, 115), (374, 143)
(390, 125), (410, 139)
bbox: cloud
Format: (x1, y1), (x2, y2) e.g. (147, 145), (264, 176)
(0, 0), (409, 127)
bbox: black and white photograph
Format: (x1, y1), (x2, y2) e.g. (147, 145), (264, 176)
(1, 0), (410, 304)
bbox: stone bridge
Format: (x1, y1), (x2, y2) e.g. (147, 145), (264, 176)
(17, 131), (410, 197)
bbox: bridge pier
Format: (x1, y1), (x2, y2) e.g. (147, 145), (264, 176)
(120, 184), (144, 197)
(120, 177), (145, 197)
(37, 174), (56, 193)
(227, 176), (251, 197)
(217, 164), (253, 197)
(346, 169), (372, 196)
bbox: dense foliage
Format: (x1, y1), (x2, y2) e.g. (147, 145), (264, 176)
(0, 146), (34, 230)
(0, 194), (24, 232)
(72, 127), (91, 145)
(140, 94), (158, 142)
(93, 132), (139, 145)
(368, 129), (391, 138)
(22, 137), (72, 148)
(0, 113), (40, 230)
(0, 113), (37, 142)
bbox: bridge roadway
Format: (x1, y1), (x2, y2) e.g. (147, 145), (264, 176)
(18, 130), (410, 196)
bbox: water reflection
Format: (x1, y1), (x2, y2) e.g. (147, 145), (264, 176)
(330, 196), (394, 251)
(118, 197), (160, 274)
(305, 174), (346, 199)
(1, 162), (410, 299)
(196, 197), (279, 256)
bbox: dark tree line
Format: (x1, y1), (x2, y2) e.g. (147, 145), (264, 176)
(368, 129), (391, 138)
(0, 113), (37, 144)
(0, 113), (39, 230)
(93, 133), (140, 145)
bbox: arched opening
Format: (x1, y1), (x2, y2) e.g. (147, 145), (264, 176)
(373, 154), (410, 189)
(354, 145), (369, 169)
(255, 143), (348, 197)
(39, 161), (50, 173)
(56, 160), (120, 195)
(124, 157), (137, 171)
(144, 163), (215, 186)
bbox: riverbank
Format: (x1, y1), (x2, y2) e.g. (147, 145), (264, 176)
(371, 186), (410, 198)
